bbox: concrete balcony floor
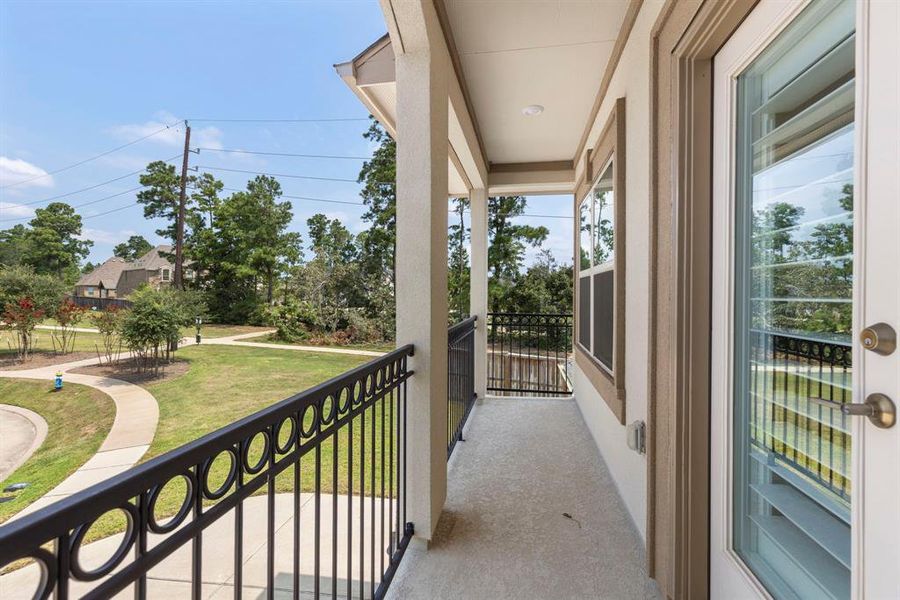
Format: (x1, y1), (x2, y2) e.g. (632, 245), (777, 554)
(389, 396), (660, 600)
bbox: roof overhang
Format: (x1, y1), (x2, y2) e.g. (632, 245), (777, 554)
(335, 0), (637, 196)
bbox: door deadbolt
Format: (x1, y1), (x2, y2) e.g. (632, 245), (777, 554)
(860, 322), (896, 356)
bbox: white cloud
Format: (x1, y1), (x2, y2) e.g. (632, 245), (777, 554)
(79, 228), (139, 245)
(0, 201), (35, 220)
(0, 156), (54, 189)
(108, 110), (224, 151)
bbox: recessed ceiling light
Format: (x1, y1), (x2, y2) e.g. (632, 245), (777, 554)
(522, 104), (544, 116)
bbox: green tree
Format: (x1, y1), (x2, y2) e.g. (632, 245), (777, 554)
(356, 118), (397, 336)
(137, 161), (188, 244)
(0, 224), (28, 267)
(190, 176), (300, 321)
(0, 265), (68, 315)
(23, 202), (92, 281)
(488, 196), (549, 312)
(502, 250), (573, 314)
(295, 214), (363, 333)
(448, 197), (470, 321)
(113, 235), (153, 261)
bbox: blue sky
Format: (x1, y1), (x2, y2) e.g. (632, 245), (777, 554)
(0, 0), (572, 268)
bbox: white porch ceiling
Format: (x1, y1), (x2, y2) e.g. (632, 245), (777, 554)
(443, 0), (630, 165)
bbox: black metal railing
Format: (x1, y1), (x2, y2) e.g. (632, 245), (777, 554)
(447, 316), (477, 458)
(487, 313), (573, 397)
(749, 329), (852, 501)
(0, 346), (415, 600)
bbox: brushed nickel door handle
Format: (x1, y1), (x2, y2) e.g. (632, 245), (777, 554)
(810, 394), (896, 429)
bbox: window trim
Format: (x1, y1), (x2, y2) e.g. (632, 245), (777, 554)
(578, 155), (616, 376)
(573, 97), (626, 424)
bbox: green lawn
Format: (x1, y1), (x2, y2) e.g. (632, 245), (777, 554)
(0, 379), (116, 522)
(252, 333), (395, 353)
(0, 329), (108, 358)
(182, 323), (274, 339)
(88, 344), (397, 540)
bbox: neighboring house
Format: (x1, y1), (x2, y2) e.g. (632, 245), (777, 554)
(73, 245), (191, 299)
(72, 257), (130, 298)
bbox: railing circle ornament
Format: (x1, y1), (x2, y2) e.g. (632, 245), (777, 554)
(14, 548), (56, 600)
(203, 449), (239, 498)
(300, 403), (318, 437)
(148, 473), (194, 534)
(274, 416), (297, 454)
(337, 386), (352, 414)
(241, 433), (269, 476)
(69, 504), (138, 581)
(352, 380), (364, 406)
(320, 394), (336, 426)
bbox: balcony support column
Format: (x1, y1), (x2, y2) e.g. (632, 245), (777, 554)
(469, 187), (489, 401)
(395, 44), (450, 545)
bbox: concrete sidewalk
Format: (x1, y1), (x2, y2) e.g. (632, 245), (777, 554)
(0, 365), (159, 520)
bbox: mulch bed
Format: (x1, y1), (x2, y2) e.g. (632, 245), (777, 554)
(0, 351), (97, 371)
(70, 357), (190, 384)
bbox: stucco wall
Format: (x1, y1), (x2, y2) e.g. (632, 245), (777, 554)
(570, 0), (665, 542)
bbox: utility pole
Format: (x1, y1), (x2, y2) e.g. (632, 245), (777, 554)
(174, 120), (191, 289)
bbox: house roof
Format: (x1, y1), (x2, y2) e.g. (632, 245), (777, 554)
(75, 257), (132, 289)
(132, 245), (174, 270)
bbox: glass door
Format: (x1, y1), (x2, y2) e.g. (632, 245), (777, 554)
(732, 1), (855, 597)
(707, 0), (892, 598)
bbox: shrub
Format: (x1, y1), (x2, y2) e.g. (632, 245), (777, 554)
(120, 288), (206, 374)
(91, 306), (125, 365)
(50, 298), (87, 354)
(2, 297), (45, 360)
(0, 266), (67, 315)
(271, 298), (317, 343)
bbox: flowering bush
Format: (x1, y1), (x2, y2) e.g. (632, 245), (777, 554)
(51, 298), (87, 354)
(1, 297), (45, 360)
(90, 306), (124, 365)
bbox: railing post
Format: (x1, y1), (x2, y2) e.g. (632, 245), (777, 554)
(470, 187), (489, 401)
(395, 28), (450, 545)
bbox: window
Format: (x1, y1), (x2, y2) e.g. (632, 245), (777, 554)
(162, 268), (170, 281)
(578, 163), (615, 371)
(573, 97), (625, 422)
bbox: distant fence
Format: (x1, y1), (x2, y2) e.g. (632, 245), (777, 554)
(66, 295), (133, 310)
(487, 313), (573, 397)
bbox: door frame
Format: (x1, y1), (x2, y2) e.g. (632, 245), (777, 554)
(648, 1), (757, 598)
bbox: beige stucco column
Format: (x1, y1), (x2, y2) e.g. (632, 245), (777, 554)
(395, 46), (450, 544)
(469, 187), (489, 400)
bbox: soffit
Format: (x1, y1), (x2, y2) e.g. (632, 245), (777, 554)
(443, 0), (630, 164)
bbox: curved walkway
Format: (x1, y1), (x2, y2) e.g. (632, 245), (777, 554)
(0, 405), (47, 482)
(0, 356), (159, 520)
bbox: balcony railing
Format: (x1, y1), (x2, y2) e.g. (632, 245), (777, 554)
(487, 313), (572, 397)
(0, 345), (415, 600)
(749, 329), (852, 507)
(447, 316), (477, 458)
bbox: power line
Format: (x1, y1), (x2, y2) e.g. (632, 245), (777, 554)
(188, 117), (368, 124)
(81, 201), (142, 220)
(1, 153), (184, 208)
(0, 123), (182, 190)
(214, 186), (364, 207)
(196, 147), (372, 160)
(195, 164), (391, 185)
(0, 186), (145, 222)
(449, 208), (572, 219)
